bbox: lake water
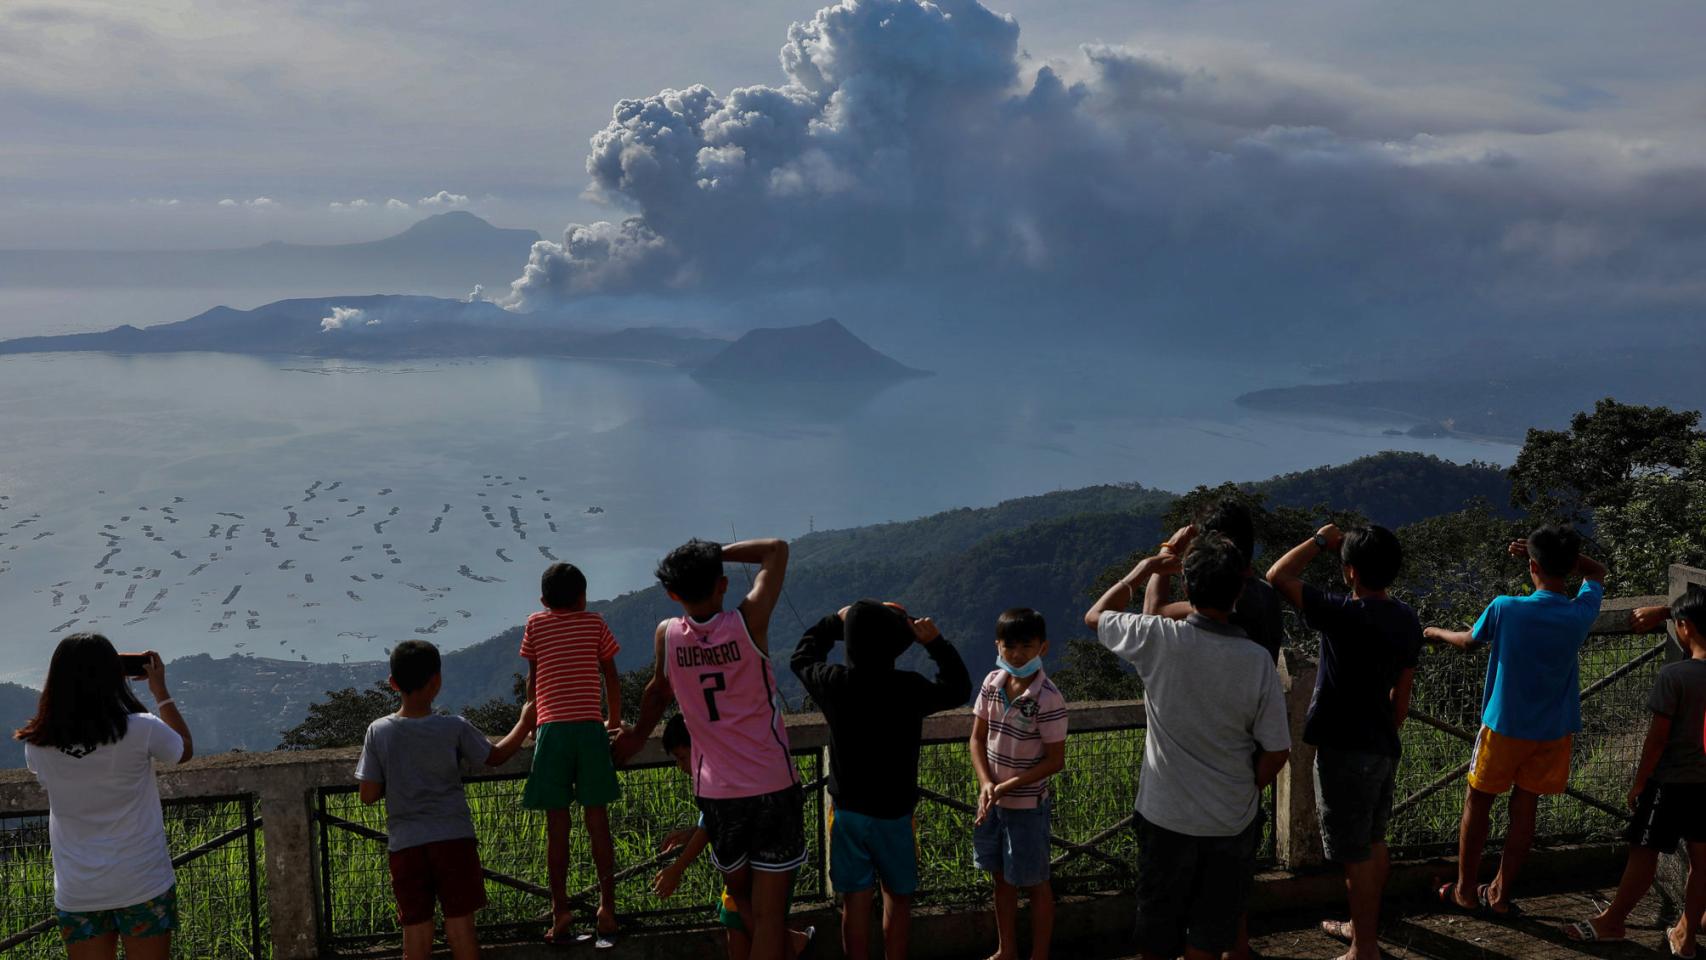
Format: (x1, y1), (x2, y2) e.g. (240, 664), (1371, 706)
(0, 289), (1510, 684)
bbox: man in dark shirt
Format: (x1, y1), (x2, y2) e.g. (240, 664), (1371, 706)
(1145, 500), (1287, 661)
(791, 600), (971, 960)
(1268, 523), (1421, 960)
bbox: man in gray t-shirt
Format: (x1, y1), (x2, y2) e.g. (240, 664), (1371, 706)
(1085, 533), (1292, 960)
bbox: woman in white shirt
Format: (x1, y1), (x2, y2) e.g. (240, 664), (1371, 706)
(14, 633), (194, 960)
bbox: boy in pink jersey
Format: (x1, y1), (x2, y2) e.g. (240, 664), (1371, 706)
(519, 562), (622, 946)
(613, 537), (799, 960)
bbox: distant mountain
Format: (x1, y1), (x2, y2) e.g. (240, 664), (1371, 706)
(1236, 345), (1706, 441)
(691, 317), (927, 382)
(0, 293), (728, 363)
(0, 212), (540, 294)
(0, 452), (1511, 763)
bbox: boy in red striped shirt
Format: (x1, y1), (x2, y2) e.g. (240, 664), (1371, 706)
(520, 562), (623, 945)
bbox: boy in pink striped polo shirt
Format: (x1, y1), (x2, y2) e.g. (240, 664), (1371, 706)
(970, 608), (1068, 960)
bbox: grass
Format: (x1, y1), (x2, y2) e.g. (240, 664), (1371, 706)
(0, 630), (1665, 957)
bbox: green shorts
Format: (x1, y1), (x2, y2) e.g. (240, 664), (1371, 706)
(57, 884), (178, 944)
(523, 720), (620, 810)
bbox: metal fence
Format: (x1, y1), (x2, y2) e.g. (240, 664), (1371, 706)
(1386, 626), (1668, 857)
(314, 752), (828, 949)
(0, 795), (265, 959)
(313, 718), (1169, 948)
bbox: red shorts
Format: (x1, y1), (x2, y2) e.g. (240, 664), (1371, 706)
(389, 838), (488, 925)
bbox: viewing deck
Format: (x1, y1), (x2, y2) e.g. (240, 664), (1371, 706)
(2, 564), (1701, 959)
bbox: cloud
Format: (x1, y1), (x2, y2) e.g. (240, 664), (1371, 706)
(499, 0), (1706, 340)
(319, 306), (377, 332)
(418, 190), (468, 208)
(385, 198), (411, 211)
(329, 198), (372, 212)
(217, 198), (238, 207)
(246, 197), (278, 208)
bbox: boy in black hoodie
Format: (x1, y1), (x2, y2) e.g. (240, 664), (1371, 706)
(791, 600), (972, 960)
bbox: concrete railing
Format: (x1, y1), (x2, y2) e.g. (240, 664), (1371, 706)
(1, 570), (1696, 960)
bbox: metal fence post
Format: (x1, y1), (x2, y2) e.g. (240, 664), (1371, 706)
(257, 777), (322, 960)
(1275, 651), (1323, 871)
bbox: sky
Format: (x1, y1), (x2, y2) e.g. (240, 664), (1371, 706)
(5, 0), (1706, 344)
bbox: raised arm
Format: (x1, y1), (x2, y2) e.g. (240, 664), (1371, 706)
(916, 618), (973, 710)
(789, 613), (839, 685)
(1631, 605), (1672, 633)
(727, 538), (789, 652)
(141, 652), (193, 763)
(485, 701), (538, 767)
(1267, 524), (1341, 610)
(1576, 551), (1608, 585)
(1085, 551), (1181, 630)
(612, 621), (675, 765)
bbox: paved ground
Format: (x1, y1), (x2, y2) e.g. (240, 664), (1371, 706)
(1097, 887), (1679, 960)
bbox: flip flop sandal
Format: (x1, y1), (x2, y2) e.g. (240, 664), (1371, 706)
(576, 931), (619, 950)
(1478, 884), (1522, 917)
(798, 924), (819, 957)
(1436, 882), (1483, 916)
(1564, 919), (1623, 943)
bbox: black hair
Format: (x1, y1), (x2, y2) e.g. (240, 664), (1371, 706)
(1341, 525), (1403, 591)
(996, 608), (1047, 645)
(661, 713), (691, 753)
(1185, 533), (1247, 613)
(1199, 499), (1256, 566)
(1673, 586), (1706, 638)
(654, 538), (724, 603)
(1527, 524), (1582, 579)
(389, 640), (441, 694)
(540, 562), (588, 609)
(14, 633), (146, 752)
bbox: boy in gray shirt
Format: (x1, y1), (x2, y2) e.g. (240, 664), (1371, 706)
(1085, 531), (1292, 960)
(356, 640), (536, 960)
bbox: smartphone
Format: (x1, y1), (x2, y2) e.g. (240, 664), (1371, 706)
(118, 653), (151, 680)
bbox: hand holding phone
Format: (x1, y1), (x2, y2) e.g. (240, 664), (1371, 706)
(118, 652), (151, 680)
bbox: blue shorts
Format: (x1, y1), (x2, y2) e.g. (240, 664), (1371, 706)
(973, 799), (1051, 889)
(829, 806), (918, 896)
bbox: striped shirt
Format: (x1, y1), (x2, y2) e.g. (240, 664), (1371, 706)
(520, 609), (619, 725)
(975, 668), (1068, 809)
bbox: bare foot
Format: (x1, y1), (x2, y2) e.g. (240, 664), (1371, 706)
(1670, 921), (1697, 958)
(1321, 919), (1354, 941)
(545, 912), (574, 943)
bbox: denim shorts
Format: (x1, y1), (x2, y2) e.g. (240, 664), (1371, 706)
(1314, 747), (1398, 863)
(829, 806), (918, 896)
(972, 799), (1051, 889)
(57, 884), (178, 944)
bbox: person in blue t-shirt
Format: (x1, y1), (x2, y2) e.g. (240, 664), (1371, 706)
(1424, 524), (1606, 917)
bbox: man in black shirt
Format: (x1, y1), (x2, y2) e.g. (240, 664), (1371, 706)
(791, 600), (972, 960)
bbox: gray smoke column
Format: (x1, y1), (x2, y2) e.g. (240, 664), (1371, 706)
(502, 0), (1706, 334)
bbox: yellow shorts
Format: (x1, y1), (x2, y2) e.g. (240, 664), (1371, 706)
(1467, 726), (1572, 796)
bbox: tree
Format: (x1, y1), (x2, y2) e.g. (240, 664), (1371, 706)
(278, 681), (397, 750)
(1594, 439), (1706, 594)
(1509, 398), (1702, 522)
(461, 672), (527, 734)
(1050, 639), (1141, 702)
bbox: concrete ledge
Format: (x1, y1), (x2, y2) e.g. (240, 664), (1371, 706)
(322, 843), (1626, 959)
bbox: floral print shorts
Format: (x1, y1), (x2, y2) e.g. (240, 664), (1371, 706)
(56, 884), (178, 944)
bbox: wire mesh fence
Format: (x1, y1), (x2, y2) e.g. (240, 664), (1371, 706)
(316, 752), (826, 948)
(0, 795), (264, 959)
(1387, 630), (1667, 856)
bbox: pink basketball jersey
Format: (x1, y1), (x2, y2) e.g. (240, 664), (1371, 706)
(664, 609), (797, 799)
